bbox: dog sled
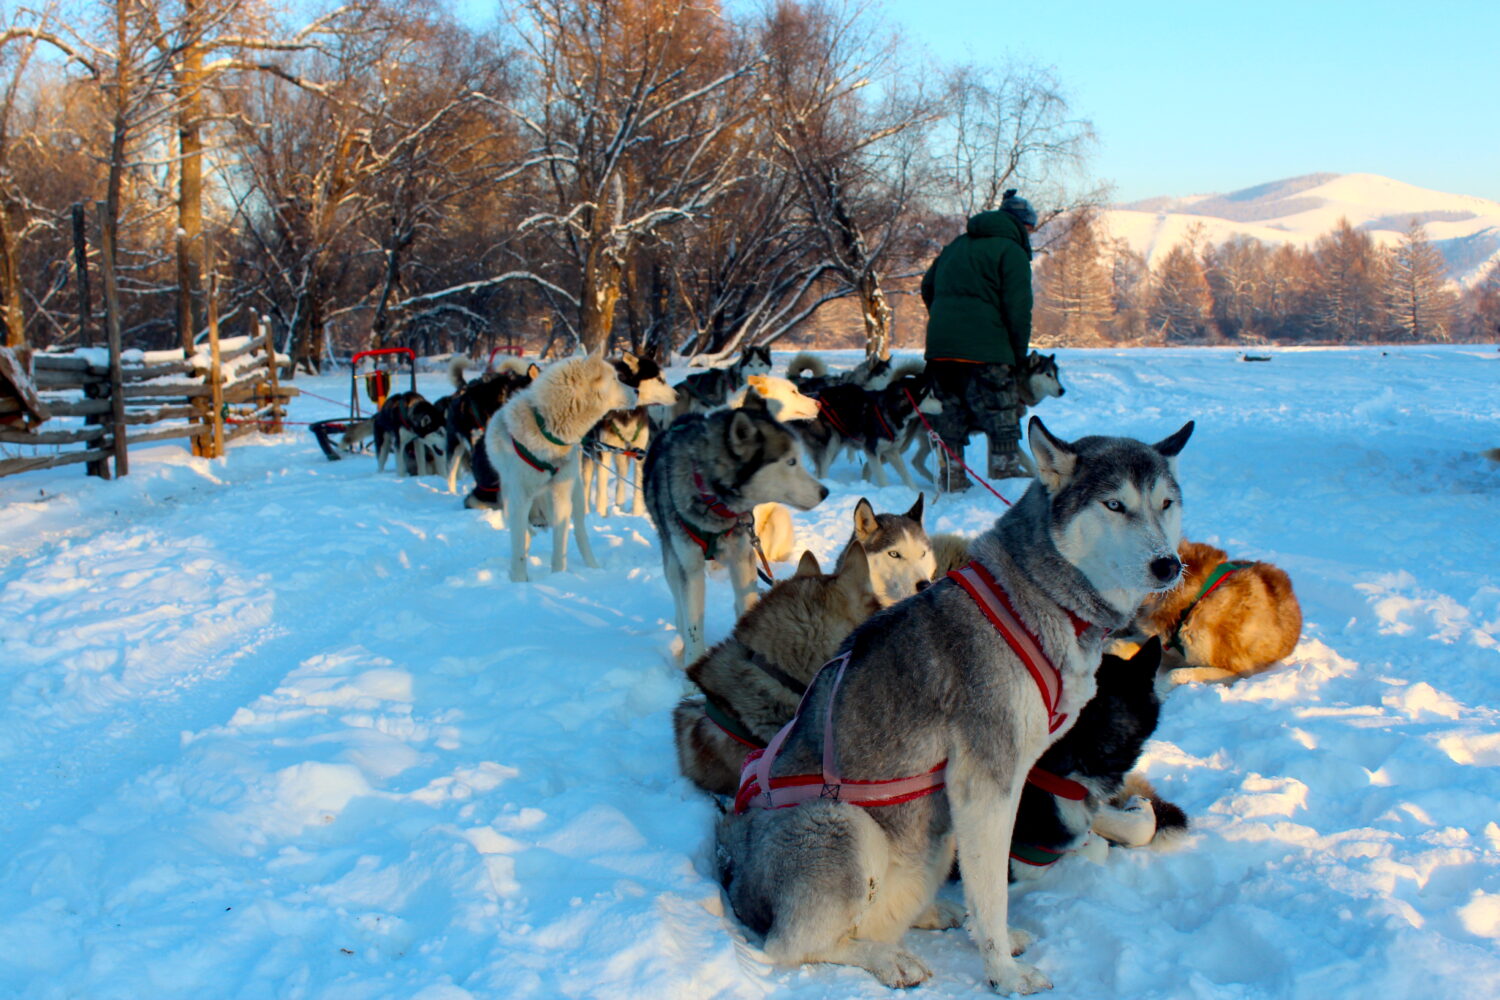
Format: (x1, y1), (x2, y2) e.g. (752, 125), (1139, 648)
(309, 347), (418, 461)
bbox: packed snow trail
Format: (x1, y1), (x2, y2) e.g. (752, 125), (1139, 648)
(1, 346), (1498, 999)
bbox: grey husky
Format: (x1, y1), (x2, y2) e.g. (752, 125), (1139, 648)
(644, 393), (829, 663)
(715, 416), (1193, 994)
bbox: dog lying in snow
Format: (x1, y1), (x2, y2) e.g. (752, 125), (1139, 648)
(1008, 636), (1187, 881)
(674, 539), (882, 795)
(1134, 539), (1301, 685)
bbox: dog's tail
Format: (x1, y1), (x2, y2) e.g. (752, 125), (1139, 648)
(1483, 447), (1500, 464)
(448, 354), (470, 389)
(493, 355), (533, 377)
(785, 351), (827, 381)
(890, 358), (925, 381)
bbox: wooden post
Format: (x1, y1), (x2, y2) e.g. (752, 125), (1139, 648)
(260, 313), (284, 433)
(205, 268), (224, 457)
(97, 201), (128, 477)
(73, 203), (107, 478)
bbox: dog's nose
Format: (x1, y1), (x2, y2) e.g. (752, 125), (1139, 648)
(817, 485), (830, 500)
(1057, 387), (1066, 396)
(1150, 555), (1182, 584)
(915, 579), (930, 593)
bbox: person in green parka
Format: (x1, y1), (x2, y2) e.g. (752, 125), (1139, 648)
(920, 188), (1037, 492)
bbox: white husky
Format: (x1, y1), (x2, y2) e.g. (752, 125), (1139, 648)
(486, 351), (637, 582)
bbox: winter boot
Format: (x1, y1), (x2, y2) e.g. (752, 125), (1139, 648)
(987, 446), (1033, 481)
(937, 441), (973, 494)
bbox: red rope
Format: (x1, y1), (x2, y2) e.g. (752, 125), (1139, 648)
(901, 386), (1011, 507)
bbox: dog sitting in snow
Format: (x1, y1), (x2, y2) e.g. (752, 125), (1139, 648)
(1134, 539), (1301, 685)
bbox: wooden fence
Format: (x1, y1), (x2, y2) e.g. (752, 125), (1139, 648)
(0, 319), (298, 481)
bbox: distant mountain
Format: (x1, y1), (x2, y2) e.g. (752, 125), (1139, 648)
(1101, 173), (1500, 285)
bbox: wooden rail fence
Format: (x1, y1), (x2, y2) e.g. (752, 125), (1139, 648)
(0, 318), (298, 481)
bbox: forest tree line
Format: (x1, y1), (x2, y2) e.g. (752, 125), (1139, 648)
(1033, 213), (1500, 347)
(0, 0), (1095, 371)
(1, 0), (1494, 374)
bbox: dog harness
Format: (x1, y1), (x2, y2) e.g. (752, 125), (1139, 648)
(734, 652), (949, 812)
(509, 405), (568, 476)
(677, 470), (776, 584)
(734, 563), (1096, 814)
(700, 640), (810, 749)
(1168, 561), (1253, 654)
(949, 561), (1090, 734)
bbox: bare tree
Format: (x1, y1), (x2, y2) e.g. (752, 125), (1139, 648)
(1384, 218), (1457, 342)
(934, 60), (1101, 247)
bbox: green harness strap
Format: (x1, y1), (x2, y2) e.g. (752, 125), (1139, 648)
(678, 515), (731, 560)
(702, 698), (762, 749)
(1169, 561), (1255, 653)
(532, 406), (568, 447)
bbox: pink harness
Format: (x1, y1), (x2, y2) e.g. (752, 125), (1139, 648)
(734, 561), (1094, 813)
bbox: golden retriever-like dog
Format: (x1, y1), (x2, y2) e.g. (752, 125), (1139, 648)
(1136, 539), (1301, 685)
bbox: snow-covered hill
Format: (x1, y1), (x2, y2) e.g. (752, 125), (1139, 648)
(1102, 173), (1500, 285)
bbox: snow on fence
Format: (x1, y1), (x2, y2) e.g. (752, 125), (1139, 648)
(0, 317), (298, 481)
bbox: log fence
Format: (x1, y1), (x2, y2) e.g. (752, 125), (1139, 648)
(0, 317), (298, 482)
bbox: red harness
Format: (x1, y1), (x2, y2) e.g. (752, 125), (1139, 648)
(734, 561), (1095, 813)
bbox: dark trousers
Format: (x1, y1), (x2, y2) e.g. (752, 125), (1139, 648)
(926, 360), (1022, 456)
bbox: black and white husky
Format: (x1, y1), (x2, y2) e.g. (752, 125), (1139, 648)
(716, 416), (1193, 994)
(668, 345), (774, 418)
(1009, 635), (1187, 881)
(579, 353), (677, 517)
(643, 393), (829, 662)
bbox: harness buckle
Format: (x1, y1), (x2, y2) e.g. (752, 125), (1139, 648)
(820, 783), (842, 801)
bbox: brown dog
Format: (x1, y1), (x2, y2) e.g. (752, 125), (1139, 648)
(673, 541), (881, 796)
(1136, 540), (1302, 684)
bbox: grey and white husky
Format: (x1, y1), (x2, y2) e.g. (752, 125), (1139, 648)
(716, 416), (1193, 994)
(850, 494), (936, 605)
(644, 393), (829, 663)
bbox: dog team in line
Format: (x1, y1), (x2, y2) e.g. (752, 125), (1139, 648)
(354, 344), (1302, 994)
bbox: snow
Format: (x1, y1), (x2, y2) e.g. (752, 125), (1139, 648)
(1104, 172), (1500, 286)
(2, 345), (1499, 999)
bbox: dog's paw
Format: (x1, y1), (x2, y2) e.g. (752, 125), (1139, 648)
(1008, 927), (1033, 956)
(987, 958), (1052, 995)
(865, 945), (931, 989)
(911, 898), (965, 930)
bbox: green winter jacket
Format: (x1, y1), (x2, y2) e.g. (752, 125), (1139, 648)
(921, 209), (1033, 366)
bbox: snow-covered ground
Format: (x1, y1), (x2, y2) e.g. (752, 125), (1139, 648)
(2, 345), (1499, 1000)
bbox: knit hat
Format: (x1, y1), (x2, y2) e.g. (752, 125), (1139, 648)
(1000, 189), (1037, 228)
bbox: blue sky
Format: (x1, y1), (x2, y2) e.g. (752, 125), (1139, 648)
(880, 0), (1500, 203)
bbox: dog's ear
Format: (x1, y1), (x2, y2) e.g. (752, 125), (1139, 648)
(1131, 635), (1164, 677)
(795, 550), (821, 577)
(905, 492), (924, 525)
(620, 351), (640, 372)
(1154, 421), (1194, 460)
(834, 539), (872, 598)
(526, 363), (541, 379)
(727, 409), (760, 456)
(1028, 417), (1077, 493)
(852, 498), (879, 542)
